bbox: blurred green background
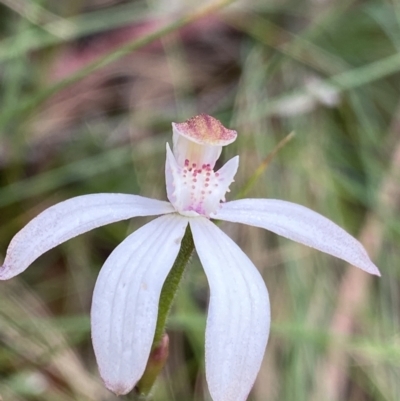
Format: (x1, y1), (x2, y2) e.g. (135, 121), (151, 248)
(0, 0), (399, 400)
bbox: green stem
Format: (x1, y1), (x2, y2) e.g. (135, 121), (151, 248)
(134, 225), (194, 398)
(153, 224), (194, 346)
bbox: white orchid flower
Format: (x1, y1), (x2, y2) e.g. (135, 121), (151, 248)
(0, 114), (380, 401)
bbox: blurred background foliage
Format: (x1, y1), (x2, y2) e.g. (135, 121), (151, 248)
(0, 0), (399, 400)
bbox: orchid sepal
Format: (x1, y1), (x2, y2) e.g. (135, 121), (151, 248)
(212, 198), (380, 276)
(0, 194), (174, 280)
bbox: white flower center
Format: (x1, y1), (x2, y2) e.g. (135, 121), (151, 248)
(180, 159), (222, 213)
(165, 115), (239, 217)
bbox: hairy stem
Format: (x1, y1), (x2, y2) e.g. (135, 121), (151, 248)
(135, 225), (194, 397)
(153, 224), (194, 346)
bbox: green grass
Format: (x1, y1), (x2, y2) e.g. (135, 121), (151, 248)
(0, 0), (399, 400)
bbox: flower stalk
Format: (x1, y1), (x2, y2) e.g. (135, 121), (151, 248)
(135, 226), (194, 397)
(135, 334), (170, 399)
(152, 225), (194, 347)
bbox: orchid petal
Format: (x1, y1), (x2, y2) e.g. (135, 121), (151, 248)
(190, 217), (270, 401)
(213, 199), (380, 275)
(0, 194), (174, 279)
(91, 214), (188, 395)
